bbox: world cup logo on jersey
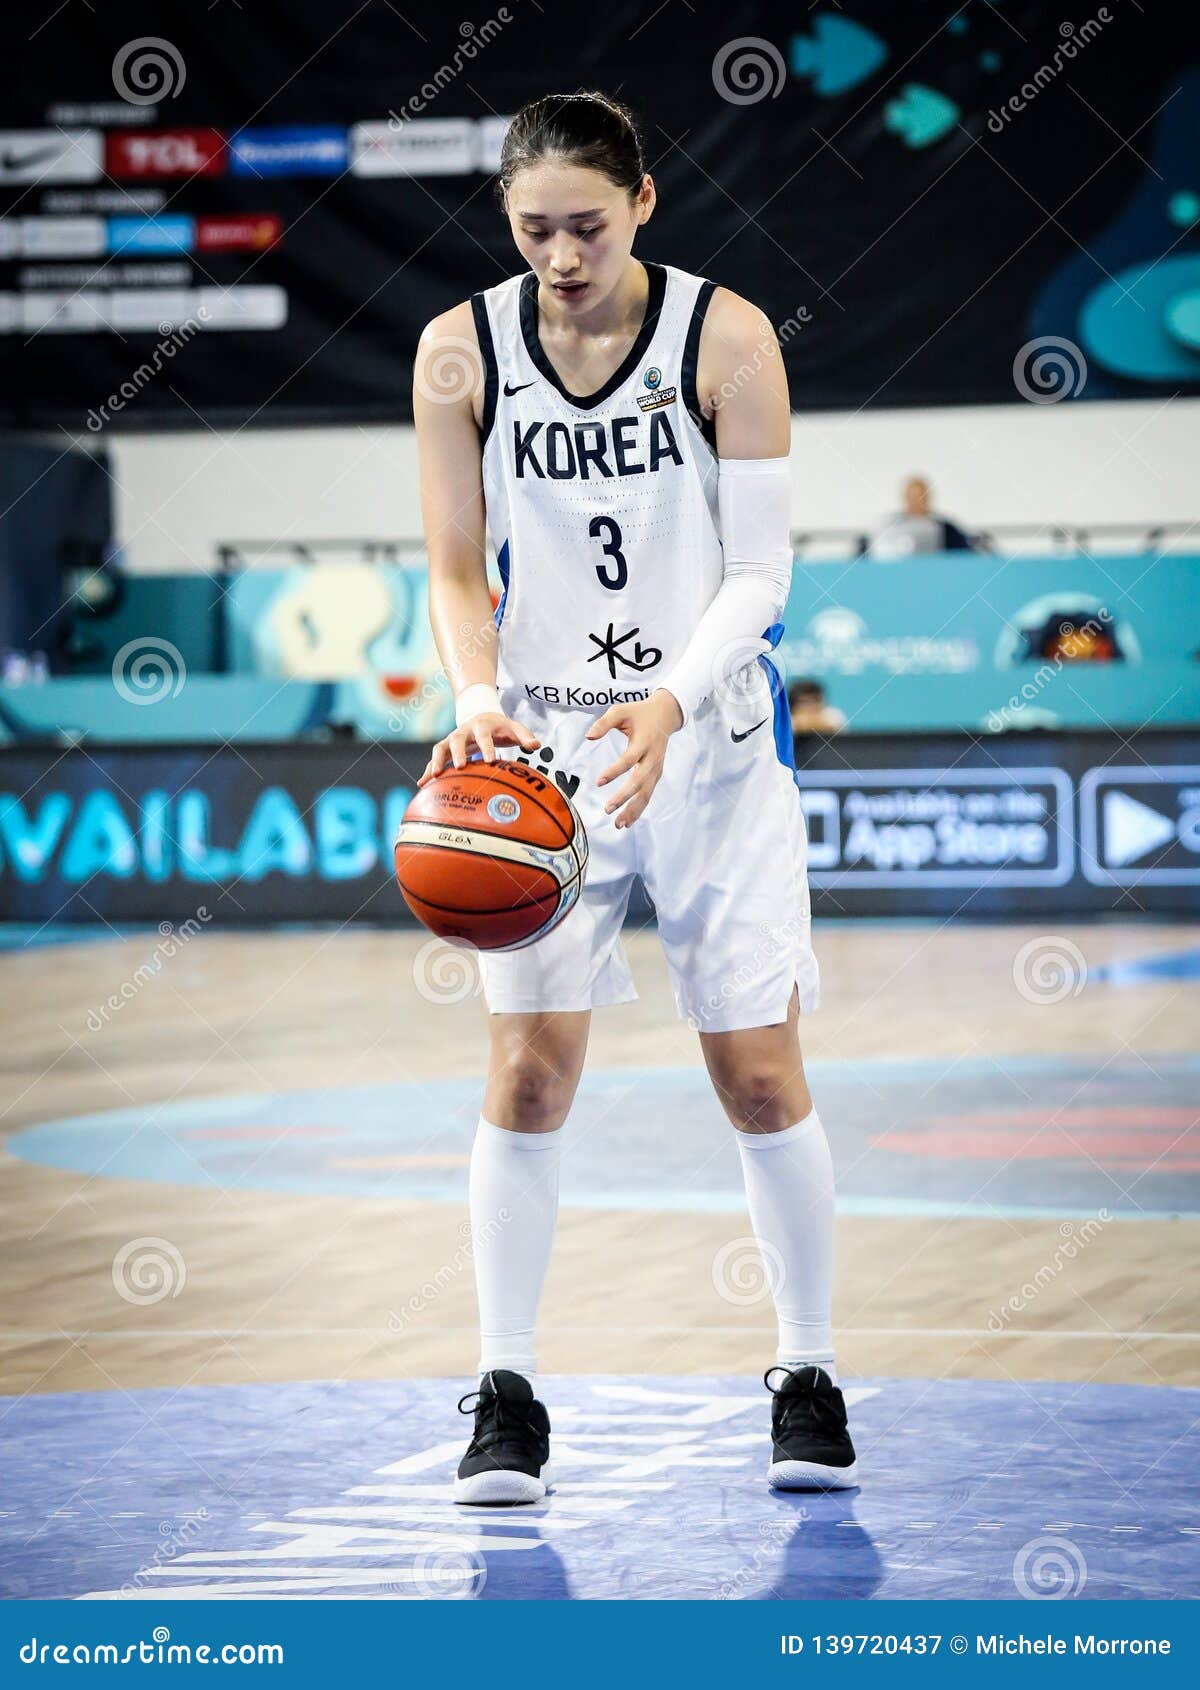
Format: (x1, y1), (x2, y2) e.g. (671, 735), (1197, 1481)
(636, 364), (677, 413)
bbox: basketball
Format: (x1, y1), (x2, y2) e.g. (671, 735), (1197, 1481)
(394, 760), (588, 951)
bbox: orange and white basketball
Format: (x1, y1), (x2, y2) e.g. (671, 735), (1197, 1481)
(394, 760), (588, 951)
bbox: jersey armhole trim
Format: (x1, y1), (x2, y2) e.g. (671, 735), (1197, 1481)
(470, 292), (499, 444)
(681, 278), (718, 451)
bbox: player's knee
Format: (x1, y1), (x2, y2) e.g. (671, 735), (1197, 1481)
(489, 1051), (576, 1131)
(510, 1067), (572, 1128)
(718, 1065), (809, 1133)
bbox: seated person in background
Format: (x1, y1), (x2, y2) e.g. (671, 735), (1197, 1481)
(789, 678), (846, 736)
(868, 475), (975, 560)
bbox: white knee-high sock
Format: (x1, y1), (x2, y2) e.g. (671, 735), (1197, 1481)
(469, 1116), (563, 1387)
(733, 1108), (838, 1381)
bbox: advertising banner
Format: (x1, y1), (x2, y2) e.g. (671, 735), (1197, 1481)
(6, 5), (1195, 426)
(2, 731), (1197, 924)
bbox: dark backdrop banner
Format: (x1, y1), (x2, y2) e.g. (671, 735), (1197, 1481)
(3, 1), (1197, 427)
(1, 730), (1197, 923)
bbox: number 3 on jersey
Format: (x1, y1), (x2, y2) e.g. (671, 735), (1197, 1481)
(588, 515), (627, 591)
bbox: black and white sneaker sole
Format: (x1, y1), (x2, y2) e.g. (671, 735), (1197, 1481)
(453, 1463), (554, 1506)
(768, 1457), (859, 1491)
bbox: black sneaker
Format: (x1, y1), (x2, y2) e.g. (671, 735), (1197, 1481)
(454, 1370), (553, 1505)
(765, 1364), (859, 1491)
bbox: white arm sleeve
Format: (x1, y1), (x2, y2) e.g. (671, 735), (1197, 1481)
(657, 457), (792, 726)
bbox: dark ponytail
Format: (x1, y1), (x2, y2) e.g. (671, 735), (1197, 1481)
(497, 91), (646, 202)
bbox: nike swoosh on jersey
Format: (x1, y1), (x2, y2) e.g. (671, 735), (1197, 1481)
(503, 379), (535, 395)
(731, 719), (769, 743)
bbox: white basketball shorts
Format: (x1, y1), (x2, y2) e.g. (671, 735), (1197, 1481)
(477, 658), (820, 1033)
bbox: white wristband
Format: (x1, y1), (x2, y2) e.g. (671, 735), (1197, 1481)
(454, 682), (503, 728)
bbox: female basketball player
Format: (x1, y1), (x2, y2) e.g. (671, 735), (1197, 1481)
(413, 92), (856, 1504)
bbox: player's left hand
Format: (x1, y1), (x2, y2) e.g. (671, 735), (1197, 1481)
(587, 689), (684, 828)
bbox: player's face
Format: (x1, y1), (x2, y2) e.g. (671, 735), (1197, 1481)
(505, 162), (650, 312)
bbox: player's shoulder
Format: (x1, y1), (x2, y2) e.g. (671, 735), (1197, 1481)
(419, 298), (479, 350)
(413, 301), (484, 417)
(702, 285), (778, 358)
(693, 284), (781, 415)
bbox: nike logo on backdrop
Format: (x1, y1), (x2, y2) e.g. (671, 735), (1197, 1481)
(1, 144), (62, 172)
(731, 719), (769, 743)
(504, 379), (535, 396)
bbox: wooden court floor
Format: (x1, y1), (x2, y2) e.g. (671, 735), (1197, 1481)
(1, 920), (1196, 1403)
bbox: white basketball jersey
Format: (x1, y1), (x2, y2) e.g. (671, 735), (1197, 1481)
(472, 262), (722, 710)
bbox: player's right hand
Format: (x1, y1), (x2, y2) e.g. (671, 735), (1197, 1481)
(419, 713), (540, 782)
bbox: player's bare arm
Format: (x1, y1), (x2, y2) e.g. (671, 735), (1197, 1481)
(699, 287), (791, 457)
(414, 302), (539, 778)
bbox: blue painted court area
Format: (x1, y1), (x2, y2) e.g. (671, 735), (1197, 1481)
(1093, 948), (1200, 985)
(9, 1057), (1199, 1219)
(1, 1375), (1195, 1601)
